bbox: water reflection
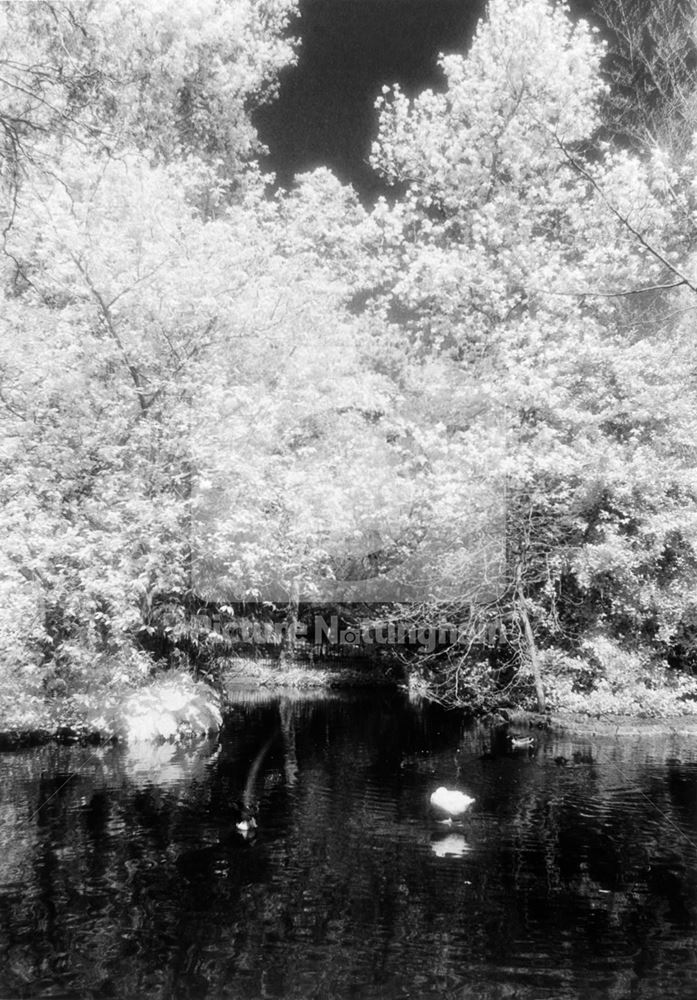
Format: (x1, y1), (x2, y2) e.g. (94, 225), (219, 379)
(0, 692), (696, 999)
(430, 832), (471, 858)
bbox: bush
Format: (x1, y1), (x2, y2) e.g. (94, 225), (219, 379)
(542, 634), (697, 716)
(91, 671), (223, 741)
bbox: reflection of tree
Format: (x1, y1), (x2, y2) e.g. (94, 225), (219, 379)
(279, 698), (298, 787)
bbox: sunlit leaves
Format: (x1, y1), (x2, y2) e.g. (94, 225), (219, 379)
(361, 0), (697, 670)
(0, 0), (298, 184)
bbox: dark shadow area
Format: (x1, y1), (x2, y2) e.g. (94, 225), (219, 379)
(1, 699), (696, 998)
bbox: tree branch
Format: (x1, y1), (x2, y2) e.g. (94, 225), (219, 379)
(539, 280), (686, 299)
(72, 256), (148, 411)
(552, 131), (697, 295)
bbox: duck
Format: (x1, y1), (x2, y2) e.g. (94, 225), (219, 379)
(508, 735), (535, 750)
(430, 786), (476, 823)
(236, 816), (257, 835)
(232, 730), (277, 839)
(232, 800), (258, 837)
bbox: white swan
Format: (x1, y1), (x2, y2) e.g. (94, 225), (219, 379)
(430, 786), (476, 818)
(509, 735), (535, 750)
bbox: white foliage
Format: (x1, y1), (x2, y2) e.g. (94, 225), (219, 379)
(118, 676), (222, 742)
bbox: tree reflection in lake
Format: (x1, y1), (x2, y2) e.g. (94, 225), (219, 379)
(1, 694), (696, 999)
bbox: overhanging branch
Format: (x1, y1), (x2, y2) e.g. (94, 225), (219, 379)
(552, 130), (697, 296)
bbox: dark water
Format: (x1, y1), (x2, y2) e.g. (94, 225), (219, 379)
(1, 693), (696, 999)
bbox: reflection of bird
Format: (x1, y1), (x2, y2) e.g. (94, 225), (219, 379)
(430, 787), (476, 823)
(430, 832), (470, 858)
(508, 735), (535, 750)
(176, 822), (257, 882)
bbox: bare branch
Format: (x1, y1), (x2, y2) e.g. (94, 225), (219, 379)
(553, 131), (697, 294)
(71, 255), (148, 410)
(539, 280), (686, 299)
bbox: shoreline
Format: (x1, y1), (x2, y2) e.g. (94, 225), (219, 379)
(220, 656), (399, 691)
(3, 709), (697, 750)
(3, 659), (697, 748)
(546, 711), (697, 736)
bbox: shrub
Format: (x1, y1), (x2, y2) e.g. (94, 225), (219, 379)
(542, 635), (697, 716)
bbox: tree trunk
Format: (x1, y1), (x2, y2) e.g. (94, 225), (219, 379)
(281, 577), (301, 665)
(515, 576), (546, 713)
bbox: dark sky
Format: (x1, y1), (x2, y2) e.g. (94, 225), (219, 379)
(255, 0), (598, 194)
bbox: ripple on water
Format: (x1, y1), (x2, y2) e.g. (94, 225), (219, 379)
(0, 698), (696, 1000)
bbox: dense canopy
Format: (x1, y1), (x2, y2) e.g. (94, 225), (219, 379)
(3, 0), (697, 733)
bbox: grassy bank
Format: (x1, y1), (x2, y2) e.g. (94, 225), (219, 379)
(220, 656), (399, 691)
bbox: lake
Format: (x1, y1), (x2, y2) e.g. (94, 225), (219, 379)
(1, 692), (696, 999)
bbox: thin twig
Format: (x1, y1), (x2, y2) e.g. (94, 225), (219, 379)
(552, 131), (697, 295)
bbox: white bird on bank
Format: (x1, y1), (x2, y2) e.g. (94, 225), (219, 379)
(430, 786), (476, 823)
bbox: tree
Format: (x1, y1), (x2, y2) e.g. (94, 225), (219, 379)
(0, 0), (298, 194)
(352, 0), (697, 707)
(0, 1), (302, 703)
(188, 170), (422, 652)
(595, 0), (697, 155)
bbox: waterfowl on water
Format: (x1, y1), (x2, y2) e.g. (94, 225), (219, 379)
(508, 735), (535, 750)
(430, 786), (476, 822)
(235, 815), (257, 835)
(232, 730), (278, 839)
(231, 800), (258, 838)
